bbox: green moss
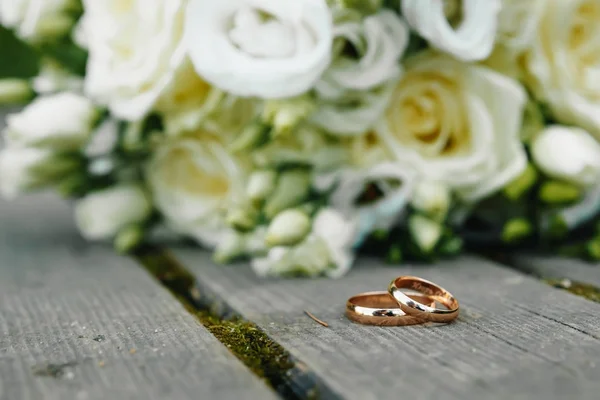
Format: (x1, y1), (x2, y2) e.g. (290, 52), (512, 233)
(197, 312), (294, 381)
(135, 247), (306, 397)
(544, 278), (600, 303)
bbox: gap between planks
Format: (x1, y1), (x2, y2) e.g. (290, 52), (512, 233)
(0, 194), (279, 400)
(172, 247), (600, 400)
(504, 253), (600, 294)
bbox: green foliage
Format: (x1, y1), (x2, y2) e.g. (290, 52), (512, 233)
(0, 26), (40, 78)
(39, 39), (88, 76)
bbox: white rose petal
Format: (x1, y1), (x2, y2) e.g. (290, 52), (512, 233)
(146, 132), (249, 248)
(0, 0), (77, 41)
(316, 162), (416, 246)
(4, 92), (98, 150)
(401, 0), (501, 61)
(83, 0), (188, 121)
(310, 10), (408, 136)
(312, 208), (358, 278)
(375, 52), (528, 202)
(184, 0), (333, 98)
(311, 81), (397, 136)
(74, 185), (152, 240)
(318, 10), (409, 92)
(496, 0), (544, 51)
(532, 125), (600, 187)
(154, 59), (260, 136)
(523, 0), (600, 140)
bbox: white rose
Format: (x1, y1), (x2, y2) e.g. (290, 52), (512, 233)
(496, 0), (544, 51)
(523, 0), (600, 140)
(318, 10), (409, 94)
(82, 0), (187, 121)
(310, 10), (408, 136)
(74, 185), (152, 240)
(154, 60), (260, 136)
(401, 0), (501, 61)
(184, 0), (333, 98)
(0, 147), (77, 198)
(4, 93), (98, 150)
(482, 1), (545, 81)
(375, 52), (528, 202)
(531, 125), (600, 187)
(0, 0), (78, 41)
(146, 132), (249, 248)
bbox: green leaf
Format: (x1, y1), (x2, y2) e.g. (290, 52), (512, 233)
(39, 40), (88, 76)
(0, 25), (40, 78)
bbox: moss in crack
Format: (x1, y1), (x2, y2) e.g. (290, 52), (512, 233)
(198, 312), (294, 382)
(544, 278), (600, 303)
(134, 247), (301, 397)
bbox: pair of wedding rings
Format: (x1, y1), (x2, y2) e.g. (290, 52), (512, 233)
(346, 276), (459, 326)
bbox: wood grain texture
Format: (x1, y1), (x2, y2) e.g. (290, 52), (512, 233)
(174, 248), (600, 400)
(509, 254), (600, 287)
(0, 194), (278, 400)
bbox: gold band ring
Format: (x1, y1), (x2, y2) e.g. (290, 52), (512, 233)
(346, 291), (435, 326)
(388, 276), (459, 323)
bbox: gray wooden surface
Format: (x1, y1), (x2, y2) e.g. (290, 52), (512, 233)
(0, 194), (278, 400)
(174, 249), (600, 400)
(509, 254), (600, 287)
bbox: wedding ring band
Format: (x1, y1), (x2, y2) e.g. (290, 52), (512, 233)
(346, 291), (435, 326)
(388, 276), (459, 323)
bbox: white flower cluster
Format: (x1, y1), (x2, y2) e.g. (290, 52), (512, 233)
(2, 0), (600, 276)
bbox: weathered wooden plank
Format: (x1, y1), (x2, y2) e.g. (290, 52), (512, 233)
(0, 194), (278, 400)
(508, 254), (600, 287)
(173, 248), (600, 400)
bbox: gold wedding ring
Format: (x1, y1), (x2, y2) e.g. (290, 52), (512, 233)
(388, 276), (459, 323)
(346, 291), (436, 326)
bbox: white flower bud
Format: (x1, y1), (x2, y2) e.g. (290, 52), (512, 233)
(251, 237), (332, 278)
(0, 147), (60, 198)
(408, 215), (443, 253)
(32, 59), (84, 95)
(246, 170), (277, 203)
(0, 0), (79, 42)
(213, 231), (248, 264)
(0, 79), (33, 104)
(114, 224), (145, 254)
(266, 209), (311, 247)
(264, 169), (311, 218)
(410, 181), (451, 221)
(4, 92), (99, 150)
(312, 208), (357, 278)
(74, 185), (152, 240)
(251, 207), (358, 278)
(532, 126), (600, 187)
(262, 95), (316, 137)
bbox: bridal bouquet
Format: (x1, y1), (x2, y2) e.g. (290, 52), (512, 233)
(1, 0), (599, 278)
